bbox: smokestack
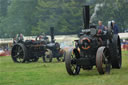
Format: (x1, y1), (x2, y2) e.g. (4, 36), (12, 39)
(83, 5), (90, 29)
(50, 27), (55, 43)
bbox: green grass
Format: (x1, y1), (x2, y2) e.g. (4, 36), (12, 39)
(0, 51), (128, 85)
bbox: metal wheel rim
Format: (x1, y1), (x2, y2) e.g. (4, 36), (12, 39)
(12, 45), (24, 63)
(117, 43), (121, 67)
(102, 50), (108, 72)
(96, 47), (110, 74)
(70, 52), (79, 74)
(44, 49), (52, 62)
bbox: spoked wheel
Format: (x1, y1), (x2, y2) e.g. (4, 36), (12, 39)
(65, 49), (80, 75)
(42, 49), (52, 62)
(11, 43), (27, 63)
(56, 49), (66, 62)
(111, 35), (122, 69)
(96, 47), (111, 75)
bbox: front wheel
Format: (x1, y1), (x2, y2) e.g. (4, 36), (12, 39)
(96, 47), (111, 75)
(56, 49), (66, 62)
(42, 49), (52, 62)
(65, 49), (80, 75)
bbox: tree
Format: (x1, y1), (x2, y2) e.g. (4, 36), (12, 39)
(0, 0), (8, 16)
(93, 0), (128, 32)
(0, 0), (37, 37)
(0, 0), (127, 38)
(31, 0), (86, 35)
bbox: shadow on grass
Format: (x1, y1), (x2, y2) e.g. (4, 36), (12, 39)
(37, 60), (64, 64)
(78, 68), (100, 77)
(111, 67), (128, 75)
(66, 66), (128, 77)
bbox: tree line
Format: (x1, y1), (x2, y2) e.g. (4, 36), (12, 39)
(0, 0), (128, 38)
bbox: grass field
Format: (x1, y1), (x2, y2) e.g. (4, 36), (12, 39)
(0, 51), (128, 85)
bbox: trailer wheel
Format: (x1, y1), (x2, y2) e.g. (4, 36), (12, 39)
(111, 34), (122, 69)
(96, 47), (111, 75)
(42, 49), (52, 62)
(11, 43), (27, 63)
(65, 49), (80, 75)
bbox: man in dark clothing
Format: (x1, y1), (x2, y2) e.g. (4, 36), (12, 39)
(112, 20), (119, 34)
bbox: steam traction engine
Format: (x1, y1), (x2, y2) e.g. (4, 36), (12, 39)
(65, 5), (122, 75)
(11, 27), (65, 63)
(42, 27), (66, 62)
(11, 38), (47, 63)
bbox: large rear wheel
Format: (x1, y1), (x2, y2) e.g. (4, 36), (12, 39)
(111, 35), (122, 69)
(11, 43), (27, 63)
(65, 49), (80, 75)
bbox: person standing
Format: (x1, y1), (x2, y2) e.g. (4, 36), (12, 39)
(112, 20), (119, 34)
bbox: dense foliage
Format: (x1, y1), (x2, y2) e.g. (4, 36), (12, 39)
(0, 0), (128, 38)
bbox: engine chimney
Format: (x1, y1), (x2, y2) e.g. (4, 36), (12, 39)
(83, 5), (90, 29)
(50, 27), (55, 43)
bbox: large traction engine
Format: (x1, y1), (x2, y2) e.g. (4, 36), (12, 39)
(11, 38), (47, 63)
(65, 5), (122, 75)
(11, 27), (66, 63)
